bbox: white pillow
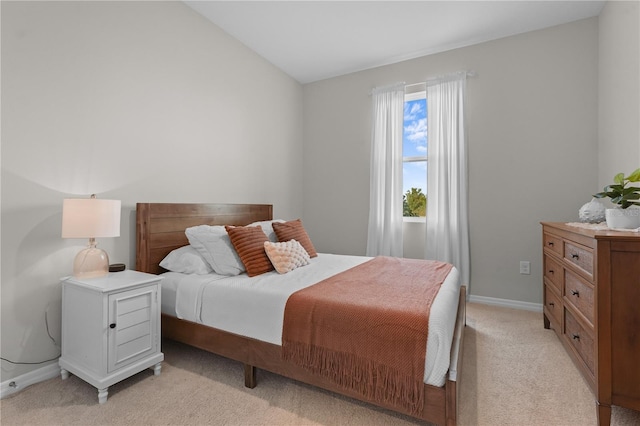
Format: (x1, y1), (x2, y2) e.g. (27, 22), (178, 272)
(159, 245), (213, 275)
(248, 219), (285, 242)
(185, 225), (245, 276)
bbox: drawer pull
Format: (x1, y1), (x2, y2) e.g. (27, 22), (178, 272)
(548, 269), (554, 274)
(571, 290), (580, 297)
(549, 302), (555, 307)
(547, 242), (555, 247)
(109, 323), (116, 329)
(571, 253), (580, 259)
(572, 334), (580, 341)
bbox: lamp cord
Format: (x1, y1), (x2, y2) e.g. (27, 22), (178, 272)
(44, 308), (60, 349)
(0, 355), (60, 365)
(0, 308), (61, 369)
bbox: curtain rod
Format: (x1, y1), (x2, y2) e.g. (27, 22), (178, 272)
(370, 82), (406, 95)
(406, 70), (477, 89)
(371, 70), (477, 95)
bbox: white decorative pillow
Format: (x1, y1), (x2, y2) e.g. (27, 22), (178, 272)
(263, 239), (311, 274)
(185, 225), (245, 276)
(248, 219), (285, 242)
(159, 245), (213, 275)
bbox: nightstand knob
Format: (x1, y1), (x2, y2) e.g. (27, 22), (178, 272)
(571, 253), (579, 259)
(571, 290), (580, 297)
(109, 323), (116, 329)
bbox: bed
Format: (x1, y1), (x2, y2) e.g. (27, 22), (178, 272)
(135, 202), (466, 425)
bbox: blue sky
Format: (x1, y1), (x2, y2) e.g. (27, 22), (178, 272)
(403, 98), (427, 195)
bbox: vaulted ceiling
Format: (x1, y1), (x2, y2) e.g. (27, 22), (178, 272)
(185, 1), (606, 84)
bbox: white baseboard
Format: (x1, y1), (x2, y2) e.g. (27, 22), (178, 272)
(0, 362), (60, 399)
(468, 294), (543, 312)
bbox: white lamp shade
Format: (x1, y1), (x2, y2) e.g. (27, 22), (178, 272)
(62, 198), (121, 239)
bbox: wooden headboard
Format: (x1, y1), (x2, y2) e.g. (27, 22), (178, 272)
(136, 203), (273, 274)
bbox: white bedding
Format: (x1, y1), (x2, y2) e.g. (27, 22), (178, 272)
(160, 253), (461, 387)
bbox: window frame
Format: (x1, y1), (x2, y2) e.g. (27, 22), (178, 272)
(402, 90), (427, 222)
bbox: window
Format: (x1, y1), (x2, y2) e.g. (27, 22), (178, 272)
(403, 91), (427, 218)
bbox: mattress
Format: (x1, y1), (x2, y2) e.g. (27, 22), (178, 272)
(160, 253), (461, 387)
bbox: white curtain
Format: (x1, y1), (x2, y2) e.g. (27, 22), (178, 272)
(425, 72), (470, 288)
(366, 84), (405, 257)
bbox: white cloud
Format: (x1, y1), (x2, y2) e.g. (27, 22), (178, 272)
(404, 118), (427, 143)
(404, 99), (425, 121)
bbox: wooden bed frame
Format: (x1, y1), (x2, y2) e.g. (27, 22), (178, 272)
(136, 202), (466, 425)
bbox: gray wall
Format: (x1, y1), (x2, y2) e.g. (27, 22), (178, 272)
(598, 0), (640, 188)
(1, 1), (303, 382)
(302, 18), (600, 304)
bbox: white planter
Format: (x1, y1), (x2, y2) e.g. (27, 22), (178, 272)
(605, 208), (640, 230)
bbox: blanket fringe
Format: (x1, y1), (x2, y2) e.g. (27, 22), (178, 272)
(282, 341), (424, 415)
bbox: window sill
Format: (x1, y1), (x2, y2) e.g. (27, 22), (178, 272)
(403, 217), (426, 223)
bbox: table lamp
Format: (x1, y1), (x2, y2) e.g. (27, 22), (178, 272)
(62, 194), (121, 278)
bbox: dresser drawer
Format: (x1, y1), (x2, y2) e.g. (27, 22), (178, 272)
(543, 255), (563, 293)
(564, 270), (594, 326)
(564, 241), (594, 278)
(543, 233), (563, 257)
(564, 309), (595, 376)
(544, 284), (562, 327)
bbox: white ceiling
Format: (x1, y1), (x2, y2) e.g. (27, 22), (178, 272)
(184, 1), (606, 84)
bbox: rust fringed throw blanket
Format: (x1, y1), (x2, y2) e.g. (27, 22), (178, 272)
(282, 256), (453, 415)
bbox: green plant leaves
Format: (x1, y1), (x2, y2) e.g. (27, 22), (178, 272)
(593, 168), (640, 209)
(626, 167), (640, 182)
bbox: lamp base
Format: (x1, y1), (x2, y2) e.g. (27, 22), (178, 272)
(73, 245), (110, 279)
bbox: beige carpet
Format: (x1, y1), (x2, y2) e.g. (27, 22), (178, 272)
(1, 303), (639, 425)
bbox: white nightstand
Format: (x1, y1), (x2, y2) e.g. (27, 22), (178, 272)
(59, 270), (164, 404)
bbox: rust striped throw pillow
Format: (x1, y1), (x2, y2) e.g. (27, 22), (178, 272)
(272, 219), (318, 258)
(225, 225), (274, 277)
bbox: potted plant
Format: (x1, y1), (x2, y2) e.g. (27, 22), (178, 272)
(593, 168), (640, 229)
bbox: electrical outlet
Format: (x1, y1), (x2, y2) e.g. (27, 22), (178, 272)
(520, 261), (531, 275)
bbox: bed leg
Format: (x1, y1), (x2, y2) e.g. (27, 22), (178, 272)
(244, 364), (257, 388)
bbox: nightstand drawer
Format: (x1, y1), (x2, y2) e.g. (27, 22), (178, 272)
(564, 241), (594, 278)
(564, 270), (594, 326)
(564, 309), (595, 376)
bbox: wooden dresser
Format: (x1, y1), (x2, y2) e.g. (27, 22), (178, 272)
(541, 222), (640, 426)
